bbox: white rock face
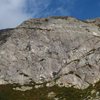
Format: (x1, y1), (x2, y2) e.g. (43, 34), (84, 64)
(0, 16), (100, 89)
(13, 86), (33, 91)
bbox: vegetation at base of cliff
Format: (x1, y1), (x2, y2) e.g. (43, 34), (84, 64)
(0, 82), (100, 100)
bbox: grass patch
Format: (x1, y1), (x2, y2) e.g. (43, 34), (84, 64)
(0, 81), (100, 100)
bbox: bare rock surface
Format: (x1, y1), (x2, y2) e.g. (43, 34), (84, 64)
(0, 16), (100, 89)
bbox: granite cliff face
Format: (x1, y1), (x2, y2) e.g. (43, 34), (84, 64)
(0, 16), (100, 90)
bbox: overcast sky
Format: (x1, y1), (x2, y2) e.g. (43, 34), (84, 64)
(0, 0), (100, 29)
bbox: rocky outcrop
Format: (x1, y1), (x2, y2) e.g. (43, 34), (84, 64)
(0, 16), (100, 89)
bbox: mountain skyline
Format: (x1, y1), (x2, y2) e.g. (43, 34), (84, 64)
(0, 0), (100, 29)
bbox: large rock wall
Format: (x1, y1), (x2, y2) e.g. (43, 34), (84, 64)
(0, 16), (100, 89)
